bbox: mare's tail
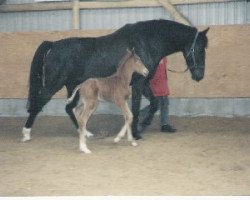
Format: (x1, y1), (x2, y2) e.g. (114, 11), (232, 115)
(66, 86), (80, 105)
(26, 41), (53, 113)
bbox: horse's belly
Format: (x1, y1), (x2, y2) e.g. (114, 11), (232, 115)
(97, 92), (113, 102)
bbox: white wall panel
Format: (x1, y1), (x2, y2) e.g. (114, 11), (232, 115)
(0, 1), (249, 32)
(0, 10), (72, 32)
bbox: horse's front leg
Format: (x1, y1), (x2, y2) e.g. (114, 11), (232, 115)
(139, 83), (159, 131)
(114, 101), (137, 146)
(114, 124), (127, 143)
(131, 83), (143, 140)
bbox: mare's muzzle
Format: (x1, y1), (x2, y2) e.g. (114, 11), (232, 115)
(191, 67), (204, 82)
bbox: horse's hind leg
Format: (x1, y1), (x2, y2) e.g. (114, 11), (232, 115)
(74, 99), (97, 154)
(66, 85), (80, 130)
(22, 111), (39, 142)
(22, 88), (56, 142)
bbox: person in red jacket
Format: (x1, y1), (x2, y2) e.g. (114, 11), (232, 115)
(140, 57), (176, 133)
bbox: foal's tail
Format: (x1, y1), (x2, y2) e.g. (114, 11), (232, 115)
(66, 86), (80, 105)
(26, 41), (53, 113)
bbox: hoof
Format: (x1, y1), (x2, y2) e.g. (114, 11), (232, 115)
(131, 141), (138, 146)
(114, 137), (120, 143)
(22, 127), (31, 142)
(21, 137), (31, 142)
(80, 148), (92, 154)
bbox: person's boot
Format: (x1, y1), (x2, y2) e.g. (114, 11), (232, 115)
(161, 124), (176, 133)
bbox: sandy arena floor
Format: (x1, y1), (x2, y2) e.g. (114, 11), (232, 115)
(0, 115), (250, 196)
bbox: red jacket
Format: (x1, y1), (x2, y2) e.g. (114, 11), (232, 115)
(149, 57), (170, 97)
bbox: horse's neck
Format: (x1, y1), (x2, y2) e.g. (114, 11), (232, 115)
(116, 61), (133, 85)
(162, 25), (197, 56)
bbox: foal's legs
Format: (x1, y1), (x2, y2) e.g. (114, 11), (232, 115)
(114, 101), (137, 146)
(74, 100), (97, 154)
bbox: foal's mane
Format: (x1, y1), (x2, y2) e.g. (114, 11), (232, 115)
(117, 50), (133, 70)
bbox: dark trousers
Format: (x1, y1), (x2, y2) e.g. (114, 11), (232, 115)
(140, 96), (169, 126)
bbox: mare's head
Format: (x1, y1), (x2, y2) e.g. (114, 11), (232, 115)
(125, 48), (149, 77)
(183, 28), (209, 82)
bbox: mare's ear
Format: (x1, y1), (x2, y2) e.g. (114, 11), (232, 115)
(200, 27), (210, 35)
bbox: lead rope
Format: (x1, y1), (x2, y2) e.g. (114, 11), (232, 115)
(167, 67), (188, 73)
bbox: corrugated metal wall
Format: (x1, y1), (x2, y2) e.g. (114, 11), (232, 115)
(0, 1), (249, 32)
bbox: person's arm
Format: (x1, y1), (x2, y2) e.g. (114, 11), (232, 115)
(163, 57), (168, 77)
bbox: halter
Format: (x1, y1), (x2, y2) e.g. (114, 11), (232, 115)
(185, 31), (199, 70)
(167, 31), (199, 74)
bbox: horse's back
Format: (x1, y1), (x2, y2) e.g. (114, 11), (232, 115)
(43, 19), (192, 87)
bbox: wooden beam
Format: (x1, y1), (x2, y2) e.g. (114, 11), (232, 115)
(158, 0), (191, 25)
(72, 0), (80, 30)
(171, 0), (234, 4)
(0, 0), (236, 13)
(77, 0), (161, 9)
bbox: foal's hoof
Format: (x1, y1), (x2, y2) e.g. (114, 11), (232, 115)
(114, 137), (120, 143)
(80, 148), (92, 154)
(21, 137), (31, 142)
(132, 141), (138, 146)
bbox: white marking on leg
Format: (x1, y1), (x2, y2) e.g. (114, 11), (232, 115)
(22, 127), (31, 142)
(79, 129), (91, 154)
(126, 123), (137, 147)
(78, 128), (93, 138)
(114, 124), (127, 143)
(85, 130), (94, 138)
(132, 140), (138, 146)
(127, 124), (133, 141)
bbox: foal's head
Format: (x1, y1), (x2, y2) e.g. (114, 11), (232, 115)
(122, 49), (149, 77)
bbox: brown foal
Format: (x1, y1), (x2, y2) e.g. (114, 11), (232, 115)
(66, 49), (148, 153)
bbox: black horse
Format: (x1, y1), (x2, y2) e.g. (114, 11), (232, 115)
(22, 19), (209, 142)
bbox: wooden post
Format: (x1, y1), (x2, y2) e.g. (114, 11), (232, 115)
(72, 0), (80, 30)
(158, 0), (191, 26)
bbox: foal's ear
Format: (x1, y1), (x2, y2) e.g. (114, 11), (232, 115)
(131, 47), (136, 55)
(126, 48), (132, 54)
(201, 27), (210, 35)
